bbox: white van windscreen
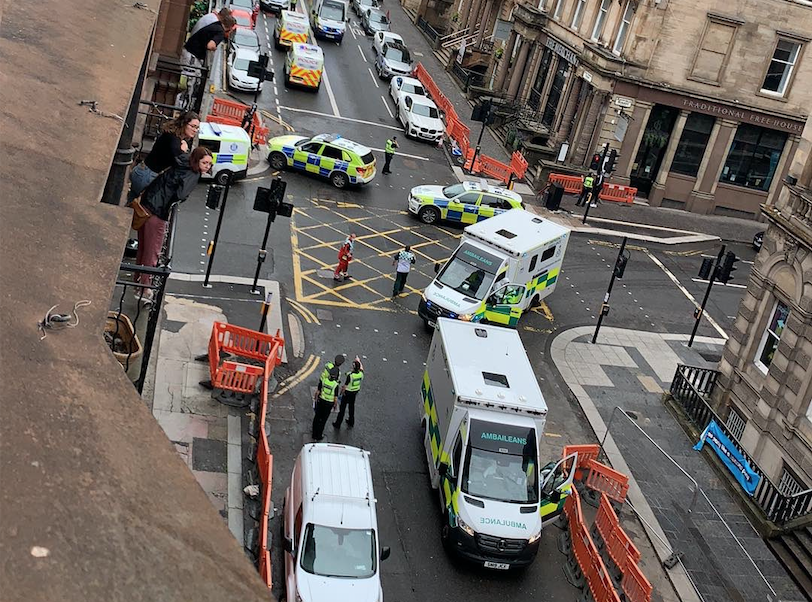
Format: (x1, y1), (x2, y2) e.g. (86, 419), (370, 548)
(436, 243), (500, 300)
(462, 420), (538, 504)
(320, 0), (345, 20)
(300, 524), (376, 577)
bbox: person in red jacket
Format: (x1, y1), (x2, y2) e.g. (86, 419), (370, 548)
(334, 233), (356, 281)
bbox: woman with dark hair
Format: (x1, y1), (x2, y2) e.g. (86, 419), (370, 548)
(134, 147), (213, 303)
(128, 111), (201, 201)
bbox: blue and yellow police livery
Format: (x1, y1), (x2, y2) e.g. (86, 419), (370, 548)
(408, 181), (524, 225)
(267, 133), (376, 189)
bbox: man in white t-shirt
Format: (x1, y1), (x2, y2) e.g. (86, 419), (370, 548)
(392, 245), (416, 297)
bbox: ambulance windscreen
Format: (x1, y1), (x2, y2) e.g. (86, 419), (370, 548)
(436, 243), (500, 300)
(462, 420), (538, 504)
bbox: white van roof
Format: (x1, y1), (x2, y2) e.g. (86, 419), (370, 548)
(198, 122), (252, 143)
(301, 443), (376, 528)
(436, 318), (547, 416)
(463, 209), (570, 258)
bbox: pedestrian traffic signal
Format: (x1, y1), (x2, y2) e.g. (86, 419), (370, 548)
(604, 149), (618, 173)
(589, 153), (602, 170)
(698, 257), (713, 280)
(717, 251), (739, 283)
(613, 252), (629, 279)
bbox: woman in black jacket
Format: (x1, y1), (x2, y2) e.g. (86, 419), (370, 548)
(134, 147), (213, 303)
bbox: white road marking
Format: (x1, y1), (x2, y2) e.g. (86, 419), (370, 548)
(691, 278), (748, 289)
(357, 45), (367, 62)
(645, 250), (729, 339)
(368, 147), (428, 161)
(381, 95), (393, 118)
(279, 106), (402, 131)
(349, 22), (357, 39)
(367, 67), (380, 88)
(322, 70), (341, 117)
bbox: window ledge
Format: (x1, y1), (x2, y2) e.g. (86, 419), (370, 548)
(717, 182), (770, 196)
(756, 89), (790, 103)
(754, 360), (770, 375)
(687, 75), (722, 88)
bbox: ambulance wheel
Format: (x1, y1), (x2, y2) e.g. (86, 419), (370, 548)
(269, 152), (287, 171)
(530, 294), (541, 308)
(418, 206), (440, 225)
(215, 170), (233, 185)
(330, 172), (349, 189)
(441, 516), (452, 551)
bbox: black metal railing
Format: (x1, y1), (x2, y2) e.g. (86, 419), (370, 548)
(449, 61), (484, 92)
(671, 364), (812, 524)
(417, 16), (441, 46)
(138, 100), (185, 141)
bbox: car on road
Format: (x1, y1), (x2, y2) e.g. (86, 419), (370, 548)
(361, 8), (389, 35)
(231, 7), (255, 29)
(228, 28), (260, 56)
(753, 230), (764, 251)
(267, 133), (377, 188)
(389, 75), (427, 108)
(408, 181), (524, 225)
(228, 0), (259, 24)
(351, 0), (379, 15)
(372, 30), (402, 55)
(283, 444), (389, 602)
(227, 48), (263, 92)
(375, 40), (412, 79)
(397, 94), (443, 143)
(260, 0), (289, 13)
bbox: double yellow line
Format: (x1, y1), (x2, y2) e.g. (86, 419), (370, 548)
(288, 298), (320, 324)
(275, 353), (320, 396)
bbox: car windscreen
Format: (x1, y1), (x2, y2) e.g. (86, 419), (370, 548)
(321, 0), (345, 20)
(234, 30), (259, 48)
(235, 14), (252, 26)
(370, 11), (388, 22)
(442, 183), (465, 198)
(462, 420), (538, 504)
(403, 83), (425, 96)
(410, 103), (438, 118)
(436, 243), (501, 300)
(384, 46), (410, 63)
(300, 524), (376, 578)
(233, 57), (252, 71)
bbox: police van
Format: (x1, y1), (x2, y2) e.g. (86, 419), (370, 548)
(421, 319), (575, 569)
(419, 209), (570, 328)
(197, 122), (252, 185)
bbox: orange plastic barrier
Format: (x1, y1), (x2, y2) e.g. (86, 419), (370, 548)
(510, 151), (528, 181)
(207, 322), (284, 393)
(548, 173), (585, 193)
(211, 98), (248, 121)
(208, 98), (270, 146)
(599, 183), (637, 204)
(563, 443), (601, 481)
(479, 154), (512, 184)
(594, 494), (618, 545)
(621, 560), (653, 602)
(585, 458), (630, 505)
(606, 520), (641, 574)
(257, 377), (274, 589)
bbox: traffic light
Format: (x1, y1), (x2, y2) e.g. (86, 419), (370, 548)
(604, 149), (618, 173)
(717, 251), (739, 283)
(698, 257), (713, 280)
(613, 252), (629, 279)
(589, 153), (602, 170)
(206, 184), (224, 210)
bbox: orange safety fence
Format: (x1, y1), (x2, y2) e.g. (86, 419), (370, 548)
(479, 154), (512, 184)
(621, 560), (654, 602)
(207, 322), (285, 393)
(606, 520), (642, 575)
(548, 173), (585, 193)
(594, 494), (618, 544)
(599, 183), (637, 204)
(257, 376), (274, 589)
(511, 151), (529, 181)
(584, 458), (630, 505)
(563, 443), (601, 481)
(208, 98), (270, 146)
(568, 489), (621, 602)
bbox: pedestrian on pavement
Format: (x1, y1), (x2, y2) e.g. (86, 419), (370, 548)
(334, 233), (356, 281)
(134, 147), (213, 303)
(333, 357), (364, 429)
(576, 172), (594, 207)
(312, 366), (340, 440)
(128, 112), (201, 201)
(590, 171), (606, 208)
(382, 136), (398, 174)
(392, 245), (415, 297)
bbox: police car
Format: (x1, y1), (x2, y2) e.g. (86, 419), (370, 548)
(267, 133), (376, 188)
(408, 181), (524, 224)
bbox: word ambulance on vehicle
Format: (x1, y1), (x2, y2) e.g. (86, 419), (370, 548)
(420, 319), (576, 570)
(285, 43), (324, 89)
(418, 209), (570, 328)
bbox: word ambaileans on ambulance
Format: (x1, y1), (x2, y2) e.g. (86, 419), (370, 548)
(419, 209), (570, 328)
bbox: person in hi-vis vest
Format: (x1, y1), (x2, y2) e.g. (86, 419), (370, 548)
(333, 357), (364, 429)
(576, 172), (595, 207)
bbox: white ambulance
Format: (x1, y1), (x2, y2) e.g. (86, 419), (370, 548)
(418, 209), (570, 329)
(420, 319), (573, 570)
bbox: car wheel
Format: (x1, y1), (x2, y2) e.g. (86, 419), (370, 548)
(418, 206), (440, 225)
(268, 152), (287, 171)
(331, 172), (349, 189)
(215, 170), (233, 185)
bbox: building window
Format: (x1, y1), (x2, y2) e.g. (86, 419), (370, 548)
(529, 48), (553, 112)
(670, 114), (715, 177)
(612, 0), (634, 55)
(570, 0), (587, 30)
(726, 407), (746, 441)
(591, 0), (611, 41)
(779, 466), (805, 497)
(756, 300), (790, 371)
(541, 58), (569, 127)
(553, 0), (565, 19)
(691, 18), (738, 83)
(761, 39), (802, 96)
(720, 124), (787, 191)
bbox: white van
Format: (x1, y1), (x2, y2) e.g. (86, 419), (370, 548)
(310, 0), (348, 43)
(285, 43), (324, 89)
(421, 319), (576, 569)
(197, 122), (252, 185)
(419, 209), (570, 328)
(283, 443), (390, 602)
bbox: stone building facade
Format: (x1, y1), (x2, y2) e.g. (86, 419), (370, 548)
(426, 0), (811, 217)
(714, 115), (812, 494)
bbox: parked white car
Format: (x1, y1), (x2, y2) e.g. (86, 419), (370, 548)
(283, 444), (390, 602)
(397, 94), (443, 143)
(389, 75), (427, 110)
(227, 48), (262, 92)
(372, 30), (403, 55)
(375, 40), (413, 79)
